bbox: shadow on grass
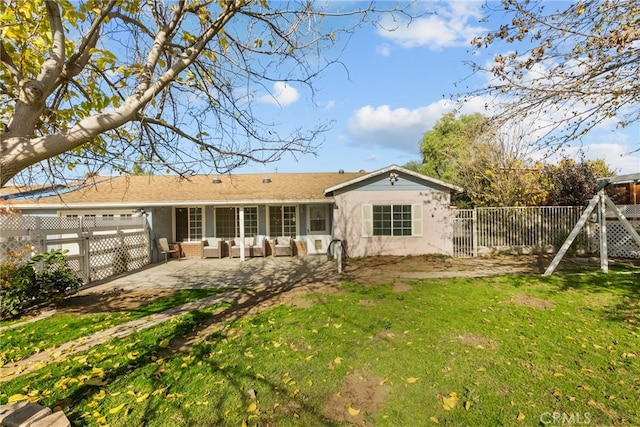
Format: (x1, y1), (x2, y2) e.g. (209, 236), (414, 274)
(52, 257), (342, 425)
(550, 271), (640, 325)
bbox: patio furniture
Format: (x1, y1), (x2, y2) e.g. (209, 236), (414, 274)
(273, 236), (293, 256)
(156, 237), (180, 263)
(250, 235), (267, 257)
(202, 237), (224, 259)
(229, 237), (255, 258)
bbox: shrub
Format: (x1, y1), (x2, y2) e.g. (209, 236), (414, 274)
(0, 249), (83, 319)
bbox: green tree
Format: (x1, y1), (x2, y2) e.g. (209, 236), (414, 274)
(412, 113), (545, 207)
(0, 0), (420, 186)
(465, 0), (640, 154)
(417, 112), (489, 184)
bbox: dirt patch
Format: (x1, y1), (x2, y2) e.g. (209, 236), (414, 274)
(392, 282), (413, 293)
(512, 293), (556, 310)
(458, 333), (493, 349)
(323, 371), (389, 425)
(343, 255), (546, 286)
(56, 289), (177, 314)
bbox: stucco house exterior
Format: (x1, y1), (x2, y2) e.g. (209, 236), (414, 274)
(3, 165), (461, 261)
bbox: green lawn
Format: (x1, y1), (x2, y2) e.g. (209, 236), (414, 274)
(1, 270), (638, 426)
(0, 288), (227, 365)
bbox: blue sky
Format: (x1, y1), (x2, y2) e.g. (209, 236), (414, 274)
(238, 1), (639, 176)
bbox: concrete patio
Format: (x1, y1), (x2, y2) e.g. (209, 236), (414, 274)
(82, 254), (339, 294)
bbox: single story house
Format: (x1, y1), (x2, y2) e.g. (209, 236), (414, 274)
(2, 165), (462, 261)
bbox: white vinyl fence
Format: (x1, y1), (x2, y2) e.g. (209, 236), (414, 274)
(453, 205), (640, 259)
(0, 215), (150, 283)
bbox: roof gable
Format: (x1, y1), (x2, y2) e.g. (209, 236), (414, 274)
(324, 164), (463, 195)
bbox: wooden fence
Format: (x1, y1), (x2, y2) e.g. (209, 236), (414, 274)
(0, 215), (150, 283)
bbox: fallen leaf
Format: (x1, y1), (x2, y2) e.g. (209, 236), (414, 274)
(109, 403), (125, 414)
(407, 377), (418, 384)
(334, 357), (342, 364)
(517, 412), (526, 422)
(429, 416), (440, 423)
(347, 404), (360, 416)
(247, 401), (257, 413)
(136, 393), (149, 403)
(7, 394), (29, 404)
(442, 392), (458, 410)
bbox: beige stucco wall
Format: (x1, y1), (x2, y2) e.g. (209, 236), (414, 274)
(332, 188), (454, 257)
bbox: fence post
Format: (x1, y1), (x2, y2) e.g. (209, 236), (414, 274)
(472, 208), (478, 257)
(598, 191), (608, 273)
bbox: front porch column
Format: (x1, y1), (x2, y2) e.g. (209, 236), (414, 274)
(239, 206), (246, 261)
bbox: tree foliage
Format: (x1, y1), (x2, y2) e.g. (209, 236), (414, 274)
(0, 0), (418, 187)
(413, 112), (546, 207)
(417, 112), (488, 184)
(464, 0), (640, 154)
(541, 158), (617, 206)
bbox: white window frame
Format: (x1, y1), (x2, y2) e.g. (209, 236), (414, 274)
(174, 206), (204, 242)
(361, 204), (422, 237)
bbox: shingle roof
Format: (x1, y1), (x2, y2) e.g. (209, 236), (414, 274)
(6, 172), (367, 208)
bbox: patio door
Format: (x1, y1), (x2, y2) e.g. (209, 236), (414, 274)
(306, 204), (329, 255)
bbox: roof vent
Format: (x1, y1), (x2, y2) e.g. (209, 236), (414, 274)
(212, 176), (222, 184)
(262, 177), (271, 184)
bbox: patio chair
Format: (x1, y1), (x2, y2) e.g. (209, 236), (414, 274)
(229, 237), (255, 258)
(273, 236), (293, 256)
(156, 237), (180, 263)
(202, 237), (224, 259)
(250, 235), (267, 257)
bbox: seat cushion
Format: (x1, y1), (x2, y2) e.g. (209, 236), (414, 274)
(254, 235), (266, 246)
(276, 236), (291, 246)
(205, 238), (219, 248)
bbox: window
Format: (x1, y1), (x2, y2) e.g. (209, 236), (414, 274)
(308, 205), (328, 233)
(269, 205), (297, 237)
(392, 205), (412, 236)
(362, 204), (422, 237)
(175, 207), (202, 242)
(214, 207), (258, 239)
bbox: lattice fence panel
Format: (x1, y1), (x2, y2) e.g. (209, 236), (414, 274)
(1, 214), (149, 282)
(88, 231), (149, 281)
(590, 204), (640, 259)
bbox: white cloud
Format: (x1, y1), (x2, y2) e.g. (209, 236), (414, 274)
(544, 141), (640, 175)
(376, 43), (391, 57)
(377, 2), (486, 51)
(258, 82), (300, 106)
(347, 101), (453, 153)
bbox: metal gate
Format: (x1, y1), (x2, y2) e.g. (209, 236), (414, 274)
(453, 209), (476, 258)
